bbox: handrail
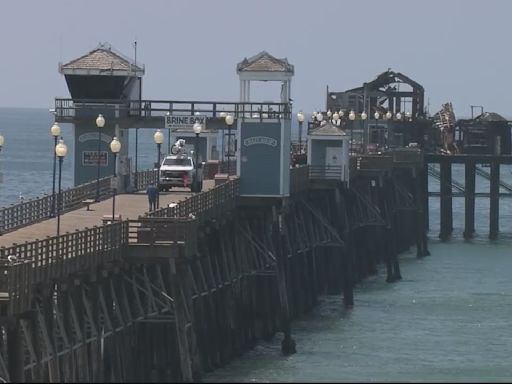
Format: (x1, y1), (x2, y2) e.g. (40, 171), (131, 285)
(2, 221), (127, 314)
(145, 178), (240, 222)
(309, 165), (343, 180)
(55, 98), (292, 119)
(0, 169), (156, 235)
(0, 177), (111, 234)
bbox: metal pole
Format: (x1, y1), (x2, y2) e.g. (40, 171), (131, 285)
(298, 121), (303, 153)
(57, 156), (63, 237)
(134, 127), (138, 190)
(51, 135), (58, 217)
(227, 124), (232, 175)
(168, 127), (171, 155)
(222, 126), (225, 173)
(112, 152), (117, 222)
(195, 133), (199, 191)
(156, 143), (161, 209)
(95, 129), (101, 201)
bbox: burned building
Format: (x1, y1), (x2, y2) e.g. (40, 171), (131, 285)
(457, 112), (512, 155)
(324, 69), (427, 153)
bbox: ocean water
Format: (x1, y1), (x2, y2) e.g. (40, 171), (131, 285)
(2, 107), (512, 382)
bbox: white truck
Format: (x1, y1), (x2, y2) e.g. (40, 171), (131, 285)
(158, 139), (203, 193)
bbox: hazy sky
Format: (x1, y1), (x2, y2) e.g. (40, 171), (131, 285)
(1, 0), (511, 118)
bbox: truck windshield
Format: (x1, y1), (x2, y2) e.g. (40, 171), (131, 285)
(163, 158), (193, 166)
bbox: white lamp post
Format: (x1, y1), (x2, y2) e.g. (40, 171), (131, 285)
(296, 110), (305, 153)
(349, 111), (356, 154)
(50, 123), (61, 217)
(153, 129), (164, 208)
(95, 114), (105, 201)
(55, 138), (67, 238)
(361, 111), (368, 153)
(110, 137), (121, 222)
(225, 114), (234, 175)
(193, 122), (202, 192)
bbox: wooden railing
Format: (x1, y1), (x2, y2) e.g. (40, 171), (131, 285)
(309, 165), (343, 180)
(146, 178), (240, 222)
(0, 169), (159, 235)
(134, 169), (158, 191)
(2, 221), (127, 314)
(0, 177), (112, 234)
(55, 99), (292, 120)
(128, 217), (198, 258)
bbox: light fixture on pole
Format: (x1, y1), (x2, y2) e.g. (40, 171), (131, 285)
(385, 111), (393, 120)
(361, 111), (368, 153)
(349, 110), (356, 154)
(219, 112), (227, 166)
(166, 111), (172, 156)
(110, 137), (121, 222)
(0, 135), (4, 152)
(135, 127), (139, 190)
(50, 122), (61, 217)
(153, 129), (164, 209)
(332, 111), (340, 125)
(316, 112), (324, 123)
(55, 138), (67, 238)
(396, 112), (402, 120)
(225, 114), (234, 175)
(95, 114), (105, 201)
(296, 110), (305, 153)
(193, 122), (202, 192)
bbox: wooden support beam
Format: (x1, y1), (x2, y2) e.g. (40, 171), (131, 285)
(168, 259), (194, 382)
(489, 161), (500, 240)
(439, 160), (453, 241)
(463, 161), (476, 239)
(271, 206), (296, 356)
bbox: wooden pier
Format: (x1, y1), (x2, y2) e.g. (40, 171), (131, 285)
(0, 158), (425, 382)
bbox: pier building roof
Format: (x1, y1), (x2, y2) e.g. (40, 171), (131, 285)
(309, 121), (348, 136)
(237, 51), (294, 74)
(59, 43), (144, 77)
(474, 112), (507, 122)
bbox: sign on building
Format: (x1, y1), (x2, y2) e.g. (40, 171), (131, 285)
(82, 151), (108, 166)
(165, 115), (207, 131)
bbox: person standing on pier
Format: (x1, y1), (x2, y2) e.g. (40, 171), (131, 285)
(146, 183), (159, 211)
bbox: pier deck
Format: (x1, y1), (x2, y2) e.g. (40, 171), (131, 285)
(0, 181), (214, 247)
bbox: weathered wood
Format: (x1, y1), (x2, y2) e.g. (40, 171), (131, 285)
(464, 161), (476, 239)
(169, 259), (194, 382)
(439, 160), (453, 241)
(489, 161), (500, 240)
